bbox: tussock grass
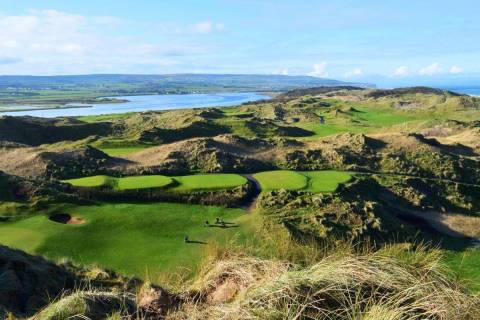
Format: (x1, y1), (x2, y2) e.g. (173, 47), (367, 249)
(167, 235), (480, 320)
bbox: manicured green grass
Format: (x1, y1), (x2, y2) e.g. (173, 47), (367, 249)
(115, 176), (173, 190)
(170, 174), (248, 192)
(253, 171), (308, 191)
(297, 123), (366, 139)
(301, 171), (352, 193)
(99, 146), (150, 156)
(0, 202), (247, 282)
(296, 104), (419, 140)
(64, 173), (247, 192)
(64, 175), (113, 188)
(253, 170), (352, 193)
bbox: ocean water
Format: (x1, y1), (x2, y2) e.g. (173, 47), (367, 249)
(447, 88), (480, 96)
(1, 92), (271, 118)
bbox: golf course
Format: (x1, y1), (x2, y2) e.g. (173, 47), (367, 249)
(0, 202), (250, 282)
(0, 170), (354, 281)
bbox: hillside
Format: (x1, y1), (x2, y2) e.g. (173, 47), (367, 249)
(1, 86), (480, 319)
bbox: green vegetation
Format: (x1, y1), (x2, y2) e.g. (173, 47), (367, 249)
(63, 175), (174, 190)
(169, 174), (248, 192)
(3, 86), (480, 318)
(64, 173), (247, 192)
(63, 175), (113, 188)
(253, 170), (308, 191)
(115, 176), (173, 190)
(0, 202), (247, 281)
(98, 146), (149, 156)
(301, 170), (352, 192)
(253, 170), (352, 192)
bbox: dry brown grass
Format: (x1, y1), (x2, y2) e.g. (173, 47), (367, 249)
(0, 147), (47, 177)
(167, 243), (480, 320)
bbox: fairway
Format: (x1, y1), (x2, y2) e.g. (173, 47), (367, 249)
(0, 202), (247, 282)
(253, 170), (352, 193)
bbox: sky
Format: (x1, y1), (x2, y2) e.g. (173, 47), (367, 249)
(0, 0), (479, 86)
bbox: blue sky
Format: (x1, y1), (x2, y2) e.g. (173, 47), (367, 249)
(0, 0), (479, 86)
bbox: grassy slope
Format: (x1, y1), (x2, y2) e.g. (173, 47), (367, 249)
(253, 170), (352, 193)
(0, 202), (249, 282)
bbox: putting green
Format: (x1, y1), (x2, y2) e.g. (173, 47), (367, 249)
(253, 170), (308, 191)
(253, 170), (352, 193)
(115, 176), (173, 190)
(0, 202), (247, 282)
(64, 173), (247, 192)
(301, 171), (352, 193)
(170, 174), (248, 192)
(63, 175), (114, 188)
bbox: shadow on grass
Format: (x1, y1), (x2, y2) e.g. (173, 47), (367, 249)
(186, 240), (207, 245)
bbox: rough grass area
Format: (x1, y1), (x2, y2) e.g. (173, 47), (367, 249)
(170, 174), (248, 192)
(0, 202), (248, 282)
(253, 170), (352, 193)
(64, 173), (247, 192)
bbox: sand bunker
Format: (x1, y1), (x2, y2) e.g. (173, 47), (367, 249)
(49, 213), (85, 225)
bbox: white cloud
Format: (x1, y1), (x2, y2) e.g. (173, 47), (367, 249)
(344, 67), (363, 78)
(273, 68), (289, 75)
(393, 66), (408, 77)
(418, 63), (442, 76)
(158, 21), (225, 35)
(450, 65), (463, 74)
(0, 10), (216, 74)
(307, 62), (329, 77)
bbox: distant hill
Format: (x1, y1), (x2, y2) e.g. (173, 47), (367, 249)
(0, 74), (373, 93)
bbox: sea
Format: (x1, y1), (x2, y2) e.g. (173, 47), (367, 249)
(0, 92), (271, 118)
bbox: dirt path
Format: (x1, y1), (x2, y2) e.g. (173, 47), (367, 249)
(240, 174), (261, 213)
(383, 199), (480, 244)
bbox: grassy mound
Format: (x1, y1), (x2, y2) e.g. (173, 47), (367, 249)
(0, 202), (247, 281)
(0, 245), (76, 317)
(253, 170), (352, 193)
